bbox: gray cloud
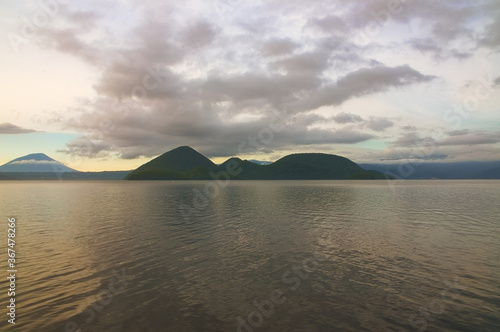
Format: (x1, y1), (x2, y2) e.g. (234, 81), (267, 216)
(35, 8), (103, 65)
(293, 65), (435, 112)
(380, 154), (448, 161)
(392, 132), (433, 148)
(402, 125), (417, 131)
(448, 129), (470, 136)
(0, 123), (38, 134)
(261, 38), (298, 56)
(333, 113), (393, 132)
(393, 130), (500, 150)
(270, 52), (330, 74)
(336, 65), (434, 90)
(59, 97), (376, 159)
(439, 130), (500, 146)
(201, 72), (322, 107)
(31, 0), (499, 162)
(346, 1), (498, 59)
(355, 0), (481, 39)
(306, 14), (347, 34)
(494, 77), (500, 87)
(59, 136), (114, 158)
(478, 10), (500, 49)
(38, 28), (100, 64)
(183, 21), (217, 49)
(376, 144), (500, 164)
(366, 117), (394, 132)
(409, 38), (472, 60)
(333, 112), (363, 124)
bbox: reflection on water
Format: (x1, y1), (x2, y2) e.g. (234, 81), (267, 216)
(0, 180), (499, 331)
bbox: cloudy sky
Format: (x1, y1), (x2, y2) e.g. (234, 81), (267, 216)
(1, 0), (499, 171)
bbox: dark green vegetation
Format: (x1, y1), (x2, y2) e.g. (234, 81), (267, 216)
(125, 146), (388, 180)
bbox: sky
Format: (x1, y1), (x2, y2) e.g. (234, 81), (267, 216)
(1, 0), (499, 171)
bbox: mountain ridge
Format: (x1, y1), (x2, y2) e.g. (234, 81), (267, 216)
(125, 146), (388, 180)
(360, 161), (500, 179)
(2, 150), (498, 180)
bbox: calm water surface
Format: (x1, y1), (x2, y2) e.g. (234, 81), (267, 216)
(0, 180), (499, 331)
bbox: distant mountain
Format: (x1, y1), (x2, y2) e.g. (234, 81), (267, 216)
(481, 166), (500, 179)
(125, 146), (387, 180)
(125, 146), (218, 180)
(361, 161), (500, 179)
(248, 160), (273, 166)
(218, 157), (262, 178)
(248, 153), (387, 180)
(0, 153), (78, 173)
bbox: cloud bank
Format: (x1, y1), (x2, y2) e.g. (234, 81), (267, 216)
(0, 123), (38, 134)
(16, 0), (499, 162)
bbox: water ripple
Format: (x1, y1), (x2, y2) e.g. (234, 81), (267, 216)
(0, 180), (498, 331)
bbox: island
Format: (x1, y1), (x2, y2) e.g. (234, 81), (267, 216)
(124, 146), (387, 180)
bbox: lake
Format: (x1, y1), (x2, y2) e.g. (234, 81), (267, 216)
(0, 180), (499, 331)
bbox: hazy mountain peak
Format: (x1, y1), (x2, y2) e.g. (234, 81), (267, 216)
(11, 153), (55, 162)
(0, 153), (78, 173)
